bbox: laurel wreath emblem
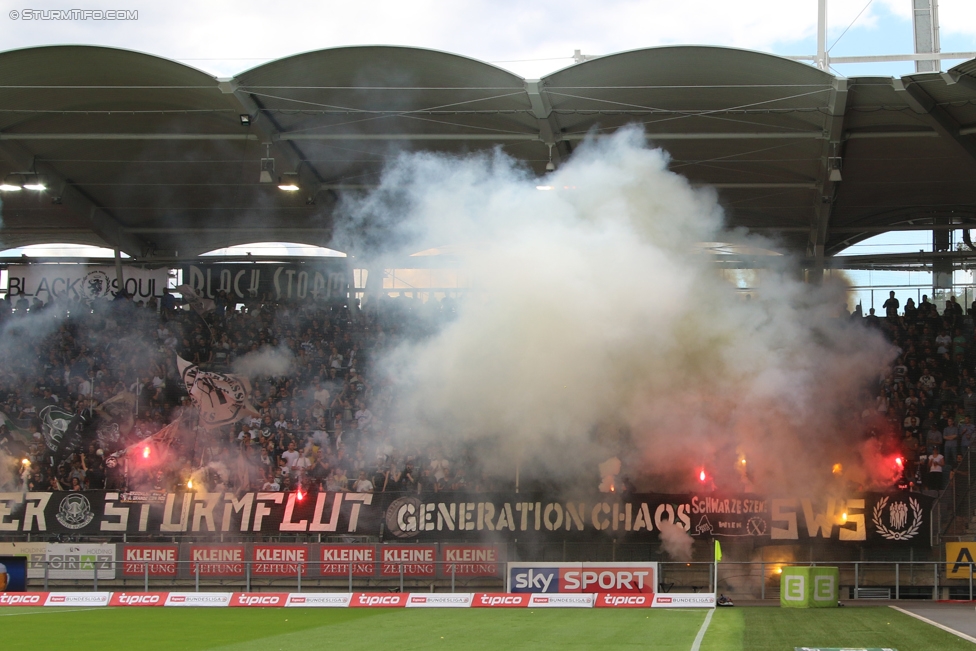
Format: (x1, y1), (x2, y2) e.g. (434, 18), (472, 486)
(872, 496), (922, 541)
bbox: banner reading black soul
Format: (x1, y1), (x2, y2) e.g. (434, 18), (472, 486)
(0, 491), (934, 546)
(180, 262), (350, 303)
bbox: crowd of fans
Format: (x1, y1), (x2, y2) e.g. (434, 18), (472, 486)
(0, 288), (499, 496)
(2, 285), (976, 497)
(870, 292), (976, 491)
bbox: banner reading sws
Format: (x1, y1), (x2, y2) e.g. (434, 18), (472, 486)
(0, 491), (933, 546)
(180, 262), (350, 303)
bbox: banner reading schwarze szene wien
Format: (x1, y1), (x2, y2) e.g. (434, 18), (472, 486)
(0, 491), (932, 546)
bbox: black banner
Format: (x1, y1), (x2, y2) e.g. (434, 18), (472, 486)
(0, 491), (933, 546)
(180, 262), (350, 302)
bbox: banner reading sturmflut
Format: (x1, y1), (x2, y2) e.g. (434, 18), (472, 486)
(0, 491), (933, 546)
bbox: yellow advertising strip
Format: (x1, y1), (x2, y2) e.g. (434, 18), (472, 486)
(945, 542), (976, 578)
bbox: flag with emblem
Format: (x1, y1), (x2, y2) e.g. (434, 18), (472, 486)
(177, 356), (257, 428)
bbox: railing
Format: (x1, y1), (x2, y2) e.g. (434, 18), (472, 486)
(934, 446), (976, 545)
(11, 559), (976, 600)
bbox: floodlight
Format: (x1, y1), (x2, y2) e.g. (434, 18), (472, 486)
(240, 114), (251, 126)
(0, 174), (22, 191)
(278, 173), (300, 192)
(23, 174), (45, 191)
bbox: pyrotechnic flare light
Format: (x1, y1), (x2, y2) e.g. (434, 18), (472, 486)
(187, 479), (193, 489)
(895, 457), (903, 467)
(740, 458), (747, 465)
(296, 489), (305, 502)
(21, 458), (30, 466)
(143, 446), (150, 459)
(699, 469), (706, 482)
(776, 567), (783, 574)
(832, 463), (843, 475)
(841, 512), (848, 522)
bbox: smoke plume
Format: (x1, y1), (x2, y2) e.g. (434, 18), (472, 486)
(338, 127), (895, 493)
(658, 520), (695, 561)
(231, 345), (295, 378)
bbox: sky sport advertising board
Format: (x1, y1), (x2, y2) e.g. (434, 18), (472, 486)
(507, 562), (657, 594)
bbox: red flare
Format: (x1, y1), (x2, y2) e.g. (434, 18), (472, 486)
(142, 446), (150, 459)
(895, 457), (903, 467)
(699, 469), (706, 483)
(296, 489), (305, 502)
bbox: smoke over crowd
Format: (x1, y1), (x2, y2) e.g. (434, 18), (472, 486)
(339, 127), (896, 494)
(0, 126), (906, 501)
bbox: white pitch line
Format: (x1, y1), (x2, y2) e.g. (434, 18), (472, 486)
(889, 605), (976, 644)
(690, 608), (715, 651)
(0, 607), (102, 617)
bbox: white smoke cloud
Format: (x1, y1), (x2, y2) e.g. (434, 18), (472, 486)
(340, 127), (895, 493)
(231, 345), (294, 378)
(658, 520), (695, 561)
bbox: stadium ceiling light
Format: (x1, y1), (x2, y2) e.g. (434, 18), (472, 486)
(278, 173), (300, 192)
(0, 174), (23, 191)
(545, 143), (556, 172)
(23, 174), (46, 191)
(240, 114), (251, 126)
(828, 152), (842, 182)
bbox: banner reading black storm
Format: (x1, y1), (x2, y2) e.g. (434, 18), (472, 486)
(180, 262), (350, 303)
(0, 491), (933, 546)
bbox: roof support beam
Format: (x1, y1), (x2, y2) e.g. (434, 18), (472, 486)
(0, 140), (150, 257)
(809, 78), (848, 282)
(893, 78), (976, 169)
(0, 133), (258, 141)
(0, 130), (937, 142)
(524, 79), (566, 164)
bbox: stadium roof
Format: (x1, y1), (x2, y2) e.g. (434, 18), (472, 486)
(1, 44), (976, 267)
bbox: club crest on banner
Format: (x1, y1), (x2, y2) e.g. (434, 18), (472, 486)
(872, 496), (922, 541)
(82, 270), (113, 300)
(56, 494), (95, 529)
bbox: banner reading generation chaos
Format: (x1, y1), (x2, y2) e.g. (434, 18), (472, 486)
(180, 262), (350, 302)
(0, 491), (933, 546)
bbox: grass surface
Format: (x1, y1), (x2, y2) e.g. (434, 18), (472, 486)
(3, 608), (707, 651)
(2, 605), (971, 650)
(702, 607), (975, 651)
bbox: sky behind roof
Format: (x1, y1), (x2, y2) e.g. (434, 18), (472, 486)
(0, 0), (974, 79)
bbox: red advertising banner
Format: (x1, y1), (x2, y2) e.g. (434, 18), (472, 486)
(230, 593), (289, 607)
(594, 593), (652, 608)
(440, 545), (501, 577)
(121, 545), (179, 576)
(379, 545), (436, 577)
(188, 545), (245, 577)
(349, 593), (407, 608)
(319, 544), (376, 577)
(471, 593), (528, 608)
(110, 592), (168, 607)
(0, 592), (48, 606)
(250, 545), (307, 577)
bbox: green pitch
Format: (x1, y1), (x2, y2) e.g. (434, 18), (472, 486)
(1, 606), (970, 650)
